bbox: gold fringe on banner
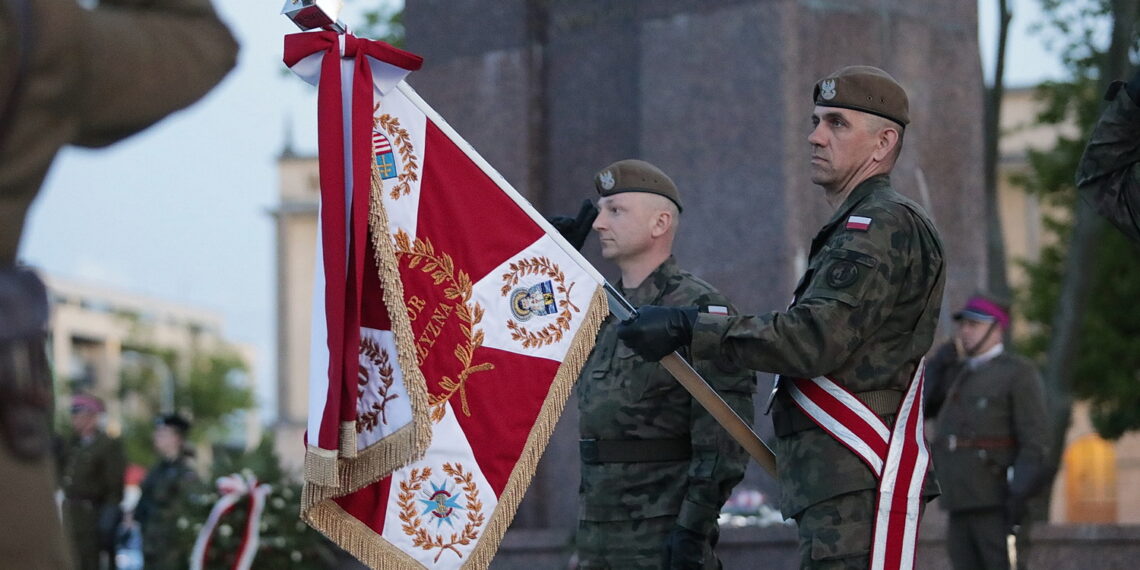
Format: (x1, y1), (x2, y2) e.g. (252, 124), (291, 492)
(462, 285), (608, 569)
(302, 286), (608, 568)
(303, 446), (341, 488)
(301, 166), (434, 518)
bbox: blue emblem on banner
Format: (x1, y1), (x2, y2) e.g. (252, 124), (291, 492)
(373, 130), (397, 180)
(510, 280), (558, 321)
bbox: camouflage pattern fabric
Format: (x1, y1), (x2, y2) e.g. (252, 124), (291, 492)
(794, 489), (875, 569)
(1076, 81), (1140, 246)
(577, 516), (716, 569)
(60, 431), (126, 570)
(690, 174), (945, 520)
(136, 456), (198, 570)
(577, 256), (755, 563)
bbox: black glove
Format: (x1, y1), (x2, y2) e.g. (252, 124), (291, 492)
(1126, 67), (1140, 103)
(546, 199), (598, 251)
(661, 526), (707, 569)
(1006, 494), (1028, 532)
(616, 306), (697, 362)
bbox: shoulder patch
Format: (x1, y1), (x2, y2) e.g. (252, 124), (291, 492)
(826, 259), (861, 289)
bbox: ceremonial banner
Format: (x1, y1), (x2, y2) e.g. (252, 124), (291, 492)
(285, 32), (609, 568)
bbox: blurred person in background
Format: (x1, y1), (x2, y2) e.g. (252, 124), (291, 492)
(58, 394), (127, 570)
(925, 293), (1050, 570)
(135, 413), (197, 570)
(0, 0), (236, 565)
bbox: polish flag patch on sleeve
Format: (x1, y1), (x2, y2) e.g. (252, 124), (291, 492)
(846, 215), (872, 231)
(706, 305), (729, 316)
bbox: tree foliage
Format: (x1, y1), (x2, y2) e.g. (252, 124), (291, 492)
(1015, 0), (1140, 440)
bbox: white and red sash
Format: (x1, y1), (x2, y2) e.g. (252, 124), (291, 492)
(784, 360), (929, 570)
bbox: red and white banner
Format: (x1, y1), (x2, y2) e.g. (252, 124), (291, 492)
(785, 361), (929, 570)
(285, 32), (609, 568)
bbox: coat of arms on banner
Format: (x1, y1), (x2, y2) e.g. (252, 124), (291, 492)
(501, 257), (581, 348)
(372, 109), (419, 199)
(393, 229), (495, 422)
(398, 464), (487, 563)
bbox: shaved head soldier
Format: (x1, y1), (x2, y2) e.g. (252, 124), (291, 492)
(617, 66), (946, 569)
(565, 159), (756, 569)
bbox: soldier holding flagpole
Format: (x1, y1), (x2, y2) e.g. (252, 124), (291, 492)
(618, 66), (945, 569)
(566, 159), (756, 569)
(0, 0), (237, 566)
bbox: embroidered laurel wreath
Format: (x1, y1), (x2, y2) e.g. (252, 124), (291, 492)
(373, 110), (419, 200)
(356, 336), (398, 433)
(500, 256), (579, 348)
(393, 230), (494, 422)
(397, 464), (486, 563)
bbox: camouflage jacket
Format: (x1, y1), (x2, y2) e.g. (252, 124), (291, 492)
(691, 175), (945, 517)
(578, 256), (756, 535)
(925, 343), (1049, 512)
(1076, 81), (1140, 246)
(137, 456), (198, 561)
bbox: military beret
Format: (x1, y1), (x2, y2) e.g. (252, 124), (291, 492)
(156, 413), (192, 435)
(70, 394), (105, 414)
(594, 159), (683, 213)
(953, 292), (1011, 330)
(813, 65), (910, 127)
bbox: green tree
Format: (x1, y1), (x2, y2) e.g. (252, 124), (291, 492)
(118, 347), (254, 467)
(1015, 0), (1139, 474)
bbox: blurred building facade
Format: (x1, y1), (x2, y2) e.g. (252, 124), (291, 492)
(45, 274), (259, 447)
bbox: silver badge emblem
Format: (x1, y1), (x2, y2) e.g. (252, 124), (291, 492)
(820, 79), (837, 101)
(599, 170), (615, 191)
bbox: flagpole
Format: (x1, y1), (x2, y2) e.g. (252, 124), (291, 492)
(604, 284), (778, 476)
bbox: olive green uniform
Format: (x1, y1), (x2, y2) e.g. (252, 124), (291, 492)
(60, 431), (127, 570)
(1, 2), (235, 567)
(691, 175), (945, 568)
(1076, 79), (1140, 246)
(925, 342), (1049, 570)
(577, 256), (756, 569)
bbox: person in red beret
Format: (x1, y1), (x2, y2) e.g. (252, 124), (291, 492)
(925, 293), (1050, 570)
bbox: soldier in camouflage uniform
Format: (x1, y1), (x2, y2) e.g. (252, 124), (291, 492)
(136, 414), (198, 569)
(59, 394), (127, 570)
(570, 159), (756, 569)
(618, 67), (945, 569)
(1076, 68), (1140, 246)
(925, 293), (1049, 570)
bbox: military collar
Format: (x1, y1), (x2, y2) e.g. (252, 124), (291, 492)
(810, 175), (891, 257)
(617, 255), (678, 307)
(826, 174), (891, 228)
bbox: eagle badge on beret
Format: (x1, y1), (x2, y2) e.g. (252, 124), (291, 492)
(820, 79), (837, 100)
(599, 170), (615, 190)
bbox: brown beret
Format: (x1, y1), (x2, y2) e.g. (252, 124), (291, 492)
(594, 159), (683, 212)
(813, 65), (910, 127)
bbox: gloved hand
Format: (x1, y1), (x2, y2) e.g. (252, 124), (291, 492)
(546, 199), (598, 251)
(616, 306), (697, 362)
(1005, 494), (1028, 533)
(661, 526), (707, 569)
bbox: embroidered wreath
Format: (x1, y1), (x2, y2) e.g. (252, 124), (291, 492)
(396, 464), (486, 563)
(356, 336), (398, 432)
(500, 256), (580, 348)
(373, 109), (419, 200)
(393, 230), (495, 422)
